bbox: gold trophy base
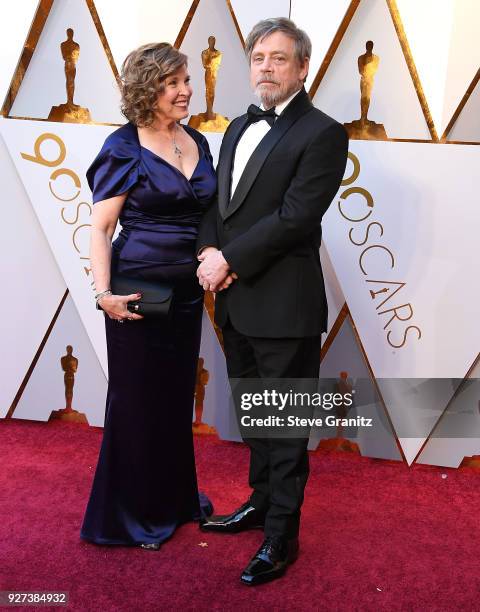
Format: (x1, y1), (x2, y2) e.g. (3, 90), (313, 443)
(317, 437), (360, 453)
(48, 103), (92, 124)
(192, 421), (217, 435)
(344, 119), (388, 141)
(188, 112), (230, 132)
(460, 455), (480, 469)
(49, 408), (89, 424)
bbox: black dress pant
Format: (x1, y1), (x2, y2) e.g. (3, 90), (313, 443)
(222, 319), (321, 539)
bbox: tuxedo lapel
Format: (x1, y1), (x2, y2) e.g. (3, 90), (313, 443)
(224, 89), (313, 221)
(217, 116), (249, 219)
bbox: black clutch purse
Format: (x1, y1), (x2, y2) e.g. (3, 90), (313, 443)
(101, 274), (173, 318)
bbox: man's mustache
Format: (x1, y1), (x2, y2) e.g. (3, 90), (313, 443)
(256, 78), (280, 85)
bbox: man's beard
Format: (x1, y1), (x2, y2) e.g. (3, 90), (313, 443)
(254, 78), (301, 109)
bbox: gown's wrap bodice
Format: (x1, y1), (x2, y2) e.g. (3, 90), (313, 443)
(87, 122), (216, 272)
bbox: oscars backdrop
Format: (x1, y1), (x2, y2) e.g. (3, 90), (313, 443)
(0, 0), (479, 467)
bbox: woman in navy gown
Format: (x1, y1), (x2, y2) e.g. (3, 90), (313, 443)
(81, 43), (217, 549)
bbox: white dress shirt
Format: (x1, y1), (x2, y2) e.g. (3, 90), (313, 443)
(230, 89), (302, 198)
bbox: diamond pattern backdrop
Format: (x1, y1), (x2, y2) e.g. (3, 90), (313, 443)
(0, 0), (478, 467)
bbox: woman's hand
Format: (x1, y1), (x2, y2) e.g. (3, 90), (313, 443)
(98, 293), (144, 322)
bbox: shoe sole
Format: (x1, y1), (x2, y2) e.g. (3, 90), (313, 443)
(240, 566), (287, 586)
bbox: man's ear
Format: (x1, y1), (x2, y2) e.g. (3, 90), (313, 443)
(300, 57), (310, 83)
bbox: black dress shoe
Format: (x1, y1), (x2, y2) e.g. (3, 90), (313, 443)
(139, 542), (161, 551)
(199, 501), (266, 533)
(240, 536), (299, 586)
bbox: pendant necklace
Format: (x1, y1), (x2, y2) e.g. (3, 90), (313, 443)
(172, 124), (182, 157)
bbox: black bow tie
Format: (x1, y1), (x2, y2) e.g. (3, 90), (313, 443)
(247, 104), (277, 127)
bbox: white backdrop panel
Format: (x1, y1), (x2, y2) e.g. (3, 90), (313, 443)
(1, 120), (112, 374)
(291, 0), (353, 92)
(312, 0), (431, 140)
(180, 0), (256, 122)
(319, 243), (346, 342)
(201, 132), (223, 166)
(441, 0), (480, 137)
(94, 0), (193, 67)
(395, 0), (454, 137)
(323, 140), (480, 380)
(9, 0), (123, 124)
(14, 293), (107, 426)
(0, 119), (66, 418)
(230, 0), (290, 40)
(0, 0), (38, 110)
(198, 309), (240, 441)
(447, 77), (480, 142)
(416, 357), (480, 468)
(312, 316), (403, 462)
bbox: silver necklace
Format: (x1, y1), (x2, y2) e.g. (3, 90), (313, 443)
(172, 124), (182, 157)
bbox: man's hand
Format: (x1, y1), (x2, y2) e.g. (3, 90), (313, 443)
(217, 272), (238, 291)
(197, 247), (232, 291)
(197, 246), (219, 262)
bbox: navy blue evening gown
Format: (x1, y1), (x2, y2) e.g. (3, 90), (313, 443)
(80, 122), (216, 545)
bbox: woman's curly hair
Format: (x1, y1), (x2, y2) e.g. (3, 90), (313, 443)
(120, 43), (188, 127)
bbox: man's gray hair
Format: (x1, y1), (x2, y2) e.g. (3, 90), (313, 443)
(244, 17), (312, 64)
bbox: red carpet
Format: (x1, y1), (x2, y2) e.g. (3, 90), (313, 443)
(1, 419), (479, 611)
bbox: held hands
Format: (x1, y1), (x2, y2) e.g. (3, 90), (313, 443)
(98, 293), (144, 322)
(218, 270), (238, 291)
(197, 247), (237, 292)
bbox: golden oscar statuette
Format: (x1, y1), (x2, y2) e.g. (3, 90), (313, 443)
(317, 371), (360, 454)
(192, 357), (216, 434)
(344, 41), (388, 141)
(48, 28), (92, 123)
(188, 36), (229, 132)
(49, 345), (88, 423)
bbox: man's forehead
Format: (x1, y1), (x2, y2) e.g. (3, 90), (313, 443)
(252, 33), (295, 53)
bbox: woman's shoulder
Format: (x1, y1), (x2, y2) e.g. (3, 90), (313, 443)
(101, 122), (140, 156)
(87, 123), (141, 201)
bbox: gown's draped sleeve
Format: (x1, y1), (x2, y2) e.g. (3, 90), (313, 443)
(87, 135), (140, 204)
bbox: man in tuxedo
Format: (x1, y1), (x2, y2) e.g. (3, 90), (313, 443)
(197, 17), (348, 586)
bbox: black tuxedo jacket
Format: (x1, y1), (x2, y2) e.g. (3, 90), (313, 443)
(197, 88), (349, 338)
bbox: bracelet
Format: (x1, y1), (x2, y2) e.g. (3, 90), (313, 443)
(95, 289), (112, 305)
